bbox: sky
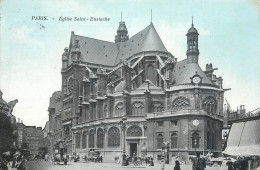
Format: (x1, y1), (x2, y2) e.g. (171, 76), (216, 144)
(0, 0), (259, 127)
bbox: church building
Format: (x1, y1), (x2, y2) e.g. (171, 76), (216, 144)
(59, 18), (225, 162)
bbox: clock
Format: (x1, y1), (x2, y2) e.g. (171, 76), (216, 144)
(68, 78), (74, 93)
(192, 76), (201, 84)
(193, 119), (199, 126)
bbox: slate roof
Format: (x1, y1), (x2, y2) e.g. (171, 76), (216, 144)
(74, 35), (118, 66)
(115, 23), (168, 64)
(72, 23), (168, 66)
(173, 59), (212, 85)
(137, 80), (163, 91)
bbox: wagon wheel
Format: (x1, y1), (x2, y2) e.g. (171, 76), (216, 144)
(213, 162), (219, 167)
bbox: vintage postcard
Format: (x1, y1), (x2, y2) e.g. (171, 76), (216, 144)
(0, 0), (259, 170)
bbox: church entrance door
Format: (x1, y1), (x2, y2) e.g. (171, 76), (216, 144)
(130, 143), (137, 157)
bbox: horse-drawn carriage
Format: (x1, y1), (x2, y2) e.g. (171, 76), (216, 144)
(51, 141), (68, 165)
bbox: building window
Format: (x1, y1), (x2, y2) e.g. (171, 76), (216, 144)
(103, 104), (107, 118)
(97, 128), (104, 148)
(127, 125), (142, 137)
(152, 102), (164, 113)
(171, 133), (178, 148)
(115, 102), (123, 117)
(202, 97), (217, 114)
(108, 126), (120, 147)
(192, 132), (200, 148)
(157, 121), (164, 128)
(212, 132), (216, 149)
(75, 133), (81, 149)
(172, 97), (190, 110)
(132, 102), (144, 115)
(157, 134), (164, 149)
(207, 131), (211, 149)
(82, 131), (86, 149)
(171, 120), (178, 127)
(89, 129), (95, 148)
(147, 64), (154, 81)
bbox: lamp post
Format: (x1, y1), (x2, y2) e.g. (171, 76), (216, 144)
(120, 117), (127, 166)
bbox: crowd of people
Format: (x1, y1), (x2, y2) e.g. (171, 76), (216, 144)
(0, 151), (26, 170)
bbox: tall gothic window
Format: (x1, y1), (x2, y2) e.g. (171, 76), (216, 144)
(157, 134), (164, 149)
(115, 102), (123, 117)
(152, 102), (164, 113)
(147, 64), (154, 81)
(103, 104), (107, 118)
(82, 131), (87, 149)
(192, 132), (200, 148)
(132, 80), (137, 90)
(89, 129), (95, 148)
(207, 131), (211, 149)
(171, 133), (178, 148)
(172, 97), (190, 110)
(108, 126), (120, 147)
(127, 125), (142, 137)
(97, 128), (104, 148)
(75, 133), (81, 149)
(202, 97), (217, 114)
(132, 102), (144, 115)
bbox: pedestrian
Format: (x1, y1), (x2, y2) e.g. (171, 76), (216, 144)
(191, 152), (206, 170)
(174, 159), (181, 170)
(149, 157), (154, 166)
(160, 159), (165, 170)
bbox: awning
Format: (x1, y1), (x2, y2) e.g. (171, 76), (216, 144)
(223, 145), (260, 156)
(223, 119), (260, 156)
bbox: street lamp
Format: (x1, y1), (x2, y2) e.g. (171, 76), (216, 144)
(120, 117), (127, 166)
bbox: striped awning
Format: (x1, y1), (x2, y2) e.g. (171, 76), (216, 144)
(223, 119), (260, 156)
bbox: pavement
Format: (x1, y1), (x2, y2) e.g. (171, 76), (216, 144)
(10, 159), (223, 170)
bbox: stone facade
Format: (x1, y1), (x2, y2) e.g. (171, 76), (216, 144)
(48, 91), (63, 154)
(52, 19), (226, 163)
(25, 126), (44, 155)
(17, 122), (26, 148)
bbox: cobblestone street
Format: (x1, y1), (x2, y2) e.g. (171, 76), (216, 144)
(10, 159), (223, 170)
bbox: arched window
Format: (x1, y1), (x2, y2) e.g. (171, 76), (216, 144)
(192, 132), (200, 148)
(171, 133), (178, 148)
(115, 102), (123, 117)
(202, 97), (217, 114)
(108, 126), (120, 147)
(132, 80), (137, 90)
(97, 128), (104, 148)
(75, 133), (81, 148)
(172, 97), (190, 110)
(82, 131), (87, 149)
(127, 125), (142, 137)
(132, 102), (144, 115)
(157, 134), (164, 149)
(152, 102), (164, 113)
(88, 129), (95, 148)
(147, 64), (154, 81)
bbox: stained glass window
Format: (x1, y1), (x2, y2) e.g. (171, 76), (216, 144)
(127, 125), (142, 137)
(97, 128), (104, 148)
(108, 126), (120, 147)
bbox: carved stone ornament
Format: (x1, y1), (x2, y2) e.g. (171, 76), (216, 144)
(172, 97), (190, 108)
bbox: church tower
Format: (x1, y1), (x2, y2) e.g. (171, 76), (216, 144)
(186, 17), (199, 63)
(115, 14), (129, 43)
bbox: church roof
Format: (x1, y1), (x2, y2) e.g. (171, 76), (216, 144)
(72, 23), (167, 66)
(74, 35), (118, 66)
(173, 59), (212, 85)
(137, 80), (163, 91)
(187, 26), (198, 34)
(115, 23), (167, 64)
